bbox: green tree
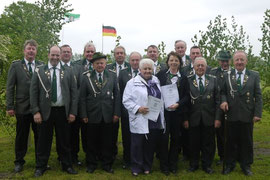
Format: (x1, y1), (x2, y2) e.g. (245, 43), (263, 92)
(259, 9), (270, 86)
(192, 15), (253, 67)
(0, 0), (72, 62)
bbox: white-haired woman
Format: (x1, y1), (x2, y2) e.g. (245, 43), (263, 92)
(123, 58), (167, 176)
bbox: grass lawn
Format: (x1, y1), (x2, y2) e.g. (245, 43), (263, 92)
(0, 111), (269, 179)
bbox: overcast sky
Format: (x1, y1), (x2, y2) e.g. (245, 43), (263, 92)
(1, 0), (269, 56)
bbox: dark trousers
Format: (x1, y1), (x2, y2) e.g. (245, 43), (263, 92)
(121, 109), (131, 165)
(189, 121), (215, 168)
(225, 121), (253, 169)
(112, 121), (119, 157)
(179, 124), (190, 158)
(36, 107), (72, 170)
(70, 116), (88, 160)
(130, 129), (168, 173)
(86, 121), (113, 169)
(216, 113), (225, 160)
(14, 113), (38, 165)
(165, 111), (181, 170)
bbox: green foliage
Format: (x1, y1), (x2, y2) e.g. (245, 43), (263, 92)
(0, 0), (73, 63)
(0, 35), (11, 76)
(157, 41), (167, 62)
(262, 86), (270, 112)
(259, 9), (270, 86)
(192, 15), (253, 67)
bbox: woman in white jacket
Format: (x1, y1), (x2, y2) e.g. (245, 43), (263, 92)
(123, 58), (167, 176)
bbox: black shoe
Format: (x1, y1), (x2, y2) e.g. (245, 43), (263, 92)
(242, 168), (253, 176)
(14, 164), (23, 173)
(34, 169), (46, 177)
(170, 169), (177, 174)
(64, 167), (78, 174)
(182, 155), (189, 161)
(223, 167), (234, 175)
(188, 166), (198, 172)
(203, 167), (214, 174)
(161, 170), (170, 176)
(216, 159), (223, 166)
(73, 159), (82, 166)
(103, 167), (114, 174)
(122, 162), (130, 169)
(86, 167), (95, 173)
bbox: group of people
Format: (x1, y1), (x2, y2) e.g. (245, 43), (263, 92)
(6, 39), (262, 177)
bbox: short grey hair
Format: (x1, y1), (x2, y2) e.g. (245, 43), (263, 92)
(114, 45), (126, 54)
(139, 58), (154, 69)
(174, 40), (187, 47)
(194, 57), (207, 66)
(129, 51), (142, 59)
(83, 42), (96, 53)
(233, 50), (248, 59)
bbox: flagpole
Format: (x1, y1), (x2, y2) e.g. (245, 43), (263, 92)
(102, 24), (104, 53)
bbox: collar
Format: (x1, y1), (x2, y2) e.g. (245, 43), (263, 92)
(48, 62), (61, 69)
(191, 63), (194, 68)
(95, 70), (104, 76)
(24, 58), (35, 65)
(196, 74), (205, 81)
(154, 61), (158, 66)
(116, 62), (125, 68)
(132, 68), (139, 73)
(236, 68), (246, 75)
(61, 60), (70, 66)
(166, 69), (181, 77)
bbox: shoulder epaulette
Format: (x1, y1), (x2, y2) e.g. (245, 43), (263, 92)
(109, 69), (116, 73)
(36, 65), (43, 68)
(211, 67), (218, 71)
(208, 74), (216, 78)
(122, 67), (128, 70)
(83, 70), (90, 75)
(12, 60), (20, 63)
(187, 74), (193, 78)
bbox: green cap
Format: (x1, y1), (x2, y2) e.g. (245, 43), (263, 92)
(216, 50), (231, 61)
(90, 52), (107, 63)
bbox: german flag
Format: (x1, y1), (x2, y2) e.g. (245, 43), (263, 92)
(102, 26), (117, 37)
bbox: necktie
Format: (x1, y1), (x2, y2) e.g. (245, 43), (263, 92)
(169, 73), (177, 79)
(134, 70), (138, 77)
(199, 77), (204, 95)
(64, 63), (68, 67)
(98, 73), (102, 83)
(237, 71), (242, 91)
(51, 67), (57, 103)
(119, 65), (122, 70)
(89, 63), (92, 70)
(28, 62), (33, 77)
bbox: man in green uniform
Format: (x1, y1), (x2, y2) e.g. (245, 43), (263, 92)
(220, 50), (262, 176)
(30, 45), (78, 177)
(210, 50), (232, 165)
(146, 45), (167, 75)
(174, 40), (191, 67)
(80, 52), (121, 174)
(107, 46), (130, 158)
(6, 39), (44, 173)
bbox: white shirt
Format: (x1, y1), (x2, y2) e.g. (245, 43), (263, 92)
(61, 60), (71, 67)
(131, 68), (139, 78)
(24, 58), (35, 72)
(48, 62), (64, 107)
(196, 74), (205, 90)
(116, 62), (125, 77)
(153, 61), (159, 74)
(182, 55), (187, 66)
(235, 68), (246, 85)
(167, 69), (181, 84)
(96, 71), (104, 81)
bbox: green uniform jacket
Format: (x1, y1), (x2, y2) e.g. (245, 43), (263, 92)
(6, 59), (44, 115)
(188, 74), (221, 127)
(79, 69), (121, 123)
(220, 69), (262, 122)
(106, 62), (130, 74)
(30, 64), (77, 121)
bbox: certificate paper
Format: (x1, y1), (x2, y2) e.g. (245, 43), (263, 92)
(143, 96), (162, 122)
(161, 83), (179, 108)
